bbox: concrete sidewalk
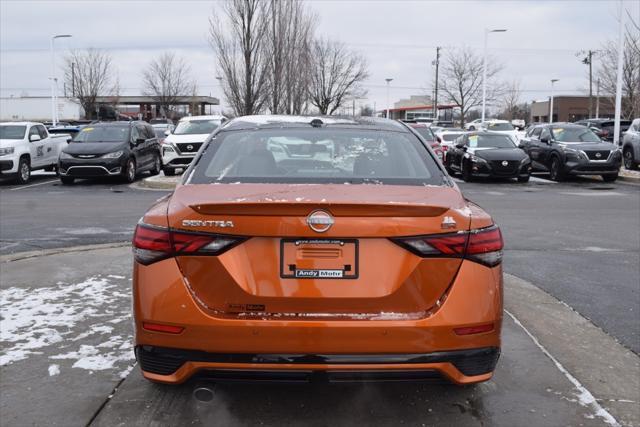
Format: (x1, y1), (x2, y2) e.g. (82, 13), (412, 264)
(1, 246), (638, 426)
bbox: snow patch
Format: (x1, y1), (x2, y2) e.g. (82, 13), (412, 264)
(0, 276), (133, 371)
(48, 364), (60, 376)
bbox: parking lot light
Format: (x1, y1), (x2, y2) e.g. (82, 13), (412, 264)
(481, 29), (507, 124)
(550, 79), (559, 123)
(50, 34), (72, 126)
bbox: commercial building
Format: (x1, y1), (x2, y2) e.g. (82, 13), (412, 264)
(381, 95), (456, 121)
(530, 95), (615, 123)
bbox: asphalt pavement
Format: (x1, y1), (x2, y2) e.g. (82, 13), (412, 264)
(1, 171), (639, 426)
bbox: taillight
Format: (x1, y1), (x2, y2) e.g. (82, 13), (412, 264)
(392, 225), (503, 267)
(132, 223), (245, 265)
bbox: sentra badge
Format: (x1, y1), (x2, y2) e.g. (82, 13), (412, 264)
(182, 219), (234, 228)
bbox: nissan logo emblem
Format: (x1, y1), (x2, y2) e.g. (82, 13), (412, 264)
(595, 152), (602, 158)
(306, 210), (334, 233)
(501, 160), (509, 166)
(187, 144), (194, 151)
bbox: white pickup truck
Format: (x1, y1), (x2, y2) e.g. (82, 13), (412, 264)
(0, 122), (70, 184)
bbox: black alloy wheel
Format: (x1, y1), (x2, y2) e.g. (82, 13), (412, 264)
(623, 149), (637, 170)
(549, 157), (564, 182)
(150, 154), (162, 176)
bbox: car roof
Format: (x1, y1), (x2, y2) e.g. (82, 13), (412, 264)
(223, 115), (409, 133)
(0, 121), (38, 126)
(179, 115), (226, 122)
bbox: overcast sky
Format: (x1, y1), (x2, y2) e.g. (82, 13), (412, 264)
(1, 0), (638, 114)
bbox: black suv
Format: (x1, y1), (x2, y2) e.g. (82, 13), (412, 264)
(520, 123), (622, 182)
(574, 119), (631, 143)
(58, 121), (162, 184)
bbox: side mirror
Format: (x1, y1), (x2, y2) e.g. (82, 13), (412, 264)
(135, 138), (146, 145)
(518, 142), (525, 149)
(164, 130), (171, 136)
(540, 136), (550, 144)
(455, 143), (465, 149)
(29, 134), (41, 142)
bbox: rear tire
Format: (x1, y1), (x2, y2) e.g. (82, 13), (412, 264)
(150, 153), (161, 176)
(517, 175), (530, 183)
(549, 156), (564, 182)
(623, 148), (637, 170)
(602, 174), (618, 182)
(15, 156), (31, 185)
(461, 163), (473, 182)
(163, 167), (176, 176)
(60, 176), (75, 185)
(444, 157), (455, 175)
(122, 158), (136, 183)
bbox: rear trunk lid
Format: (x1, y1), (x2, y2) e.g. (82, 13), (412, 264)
(167, 183), (478, 319)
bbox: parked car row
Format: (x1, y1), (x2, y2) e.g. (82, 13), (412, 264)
(416, 120), (638, 183)
(0, 115), (228, 185)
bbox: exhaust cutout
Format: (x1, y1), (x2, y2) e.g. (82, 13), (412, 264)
(193, 386), (215, 402)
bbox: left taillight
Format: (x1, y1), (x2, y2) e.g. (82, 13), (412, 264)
(392, 225), (504, 267)
(132, 223), (245, 265)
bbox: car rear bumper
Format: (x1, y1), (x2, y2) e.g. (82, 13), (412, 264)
(135, 345), (500, 384)
(133, 258), (503, 385)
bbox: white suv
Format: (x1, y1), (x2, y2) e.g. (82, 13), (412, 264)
(161, 115), (226, 175)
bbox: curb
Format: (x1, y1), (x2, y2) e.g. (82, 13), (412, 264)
(136, 176), (179, 190)
(618, 171), (640, 183)
(0, 241), (130, 263)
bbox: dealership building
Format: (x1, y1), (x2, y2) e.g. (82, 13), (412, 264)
(530, 95), (615, 123)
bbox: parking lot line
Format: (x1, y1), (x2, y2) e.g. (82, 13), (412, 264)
(7, 179), (58, 191)
(505, 309), (620, 427)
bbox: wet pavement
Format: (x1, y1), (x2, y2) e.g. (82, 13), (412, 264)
(1, 246), (638, 426)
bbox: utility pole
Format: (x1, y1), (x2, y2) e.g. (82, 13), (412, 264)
(595, 78), (600, 119)
(578, 49), (597, 118)
(433, 46), (441, 122)
(550, 79), (559, 123)
(385, 78), (393, 119)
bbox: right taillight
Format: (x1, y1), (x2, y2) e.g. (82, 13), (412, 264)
(392, 225), (503, 267)
(132, 222), (245, 265)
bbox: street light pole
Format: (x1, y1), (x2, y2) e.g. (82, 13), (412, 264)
(216, 76), (223, 115)
(50, 34), (72, 126)
(613, 0), (625, 146)
(481, 29), (506, 123)
(385, 78), (393, 119)
(549, 79), (559, 123)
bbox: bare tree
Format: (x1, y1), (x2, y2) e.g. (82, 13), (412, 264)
(63, 49), (115, 120)
(439, 47), (503, 127)
(209, 0), (270, 116)
(596, 13), (640, 119)
(264, 0), (315, 114)
(307, 38), (369, 115)
(142, 52), (195, 118)
(501, 80), (521, 121)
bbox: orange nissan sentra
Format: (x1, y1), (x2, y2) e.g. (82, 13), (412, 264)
(132, 116), (503, 385)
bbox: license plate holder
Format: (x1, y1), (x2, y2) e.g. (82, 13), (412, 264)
(280, 238), (359, 279)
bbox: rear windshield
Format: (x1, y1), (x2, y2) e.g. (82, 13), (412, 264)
(412, 127), (434, 141)
(0, 125), (27, 139)
(174, 120), (220, 135)
(188, 128), (445, 186)
(552, 127), (601, 142)
(468, 134), (515, 148)
(73, 126), (129, 143)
